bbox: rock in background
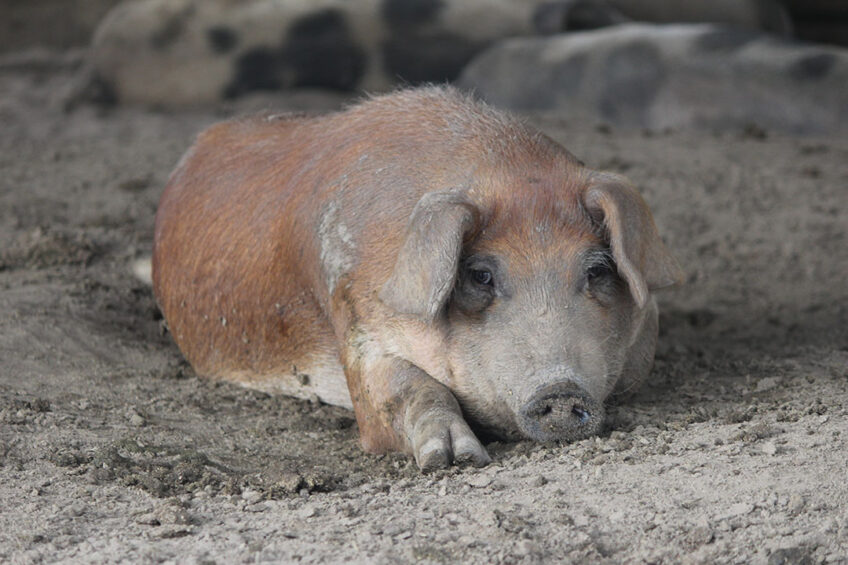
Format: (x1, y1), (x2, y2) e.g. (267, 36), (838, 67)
(458, 23), (848, 134)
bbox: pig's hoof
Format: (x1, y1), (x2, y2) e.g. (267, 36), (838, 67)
(412, 411), (491, 472)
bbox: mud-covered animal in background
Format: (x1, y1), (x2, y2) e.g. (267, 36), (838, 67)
(152, 87), (683, 470)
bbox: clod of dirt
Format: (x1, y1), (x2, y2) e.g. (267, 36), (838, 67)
(85, 441), (235, 498)
(0, 227), (98, 269)
(768, 545), (814, 565)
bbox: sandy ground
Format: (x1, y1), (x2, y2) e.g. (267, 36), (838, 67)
(1, 52), (847, 564)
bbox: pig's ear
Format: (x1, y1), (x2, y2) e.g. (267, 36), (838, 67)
(584, 175), (684, 308)
(380, 191), (478, 321)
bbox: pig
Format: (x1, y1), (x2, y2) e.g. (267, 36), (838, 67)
(152, 86), (683, 470)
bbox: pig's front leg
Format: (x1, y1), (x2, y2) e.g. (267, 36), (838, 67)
(347, 356), (490, 471)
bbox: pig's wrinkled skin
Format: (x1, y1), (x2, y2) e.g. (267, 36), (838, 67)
(152, 86), (683, 471)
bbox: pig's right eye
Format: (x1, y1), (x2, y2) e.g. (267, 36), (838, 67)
(454, 261), (497, 314)
(471, 269), (493, 286)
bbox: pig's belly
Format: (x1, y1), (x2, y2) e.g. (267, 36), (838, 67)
(221, 350), (352, 410)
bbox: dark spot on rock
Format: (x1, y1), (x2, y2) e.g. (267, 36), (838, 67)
(225, 48), (280, 98)
(207, 26), (238, 54)
(382, 0), (443, 26)
(789, 53), (837, 81)
(694, 28), (757, 53)
(599, 41), (663, 127)
(383, 33), (481, 84)
(282, 8), (366, 90)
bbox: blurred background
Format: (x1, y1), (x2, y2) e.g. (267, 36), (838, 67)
(1, 0), (847, 133)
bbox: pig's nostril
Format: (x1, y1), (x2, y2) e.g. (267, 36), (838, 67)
(571, 405), (590, 424)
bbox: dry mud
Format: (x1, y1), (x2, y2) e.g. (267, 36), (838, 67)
(1, 54), (847, 564)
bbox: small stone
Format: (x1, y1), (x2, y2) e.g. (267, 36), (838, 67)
(241, 488), (262, 504)
(529, 475), (548, 488)
(515, 540), (540, 556)
(273, 472), (304, 494)
(154, 525), (192, 539)
(65, 503), (86, 517)
(135, 512), (160, 526)
(787, 494), (805, 515)
(443, 513), (461, 525)
(128, 412), (144, 427)
(572, 514), (590, 528)
(687, 524), (714, 547)
(722, 502), (753, 519)
(465, 474), (492, 488)
(762, 441), (778, 456)
(755, 377), (780, 392)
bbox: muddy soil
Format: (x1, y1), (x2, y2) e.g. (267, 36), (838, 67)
(1, 52), (847, 564)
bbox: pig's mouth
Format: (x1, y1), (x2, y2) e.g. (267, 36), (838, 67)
(517, 381), (605, 442)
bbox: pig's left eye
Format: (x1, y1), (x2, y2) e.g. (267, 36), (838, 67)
(471, 269), (494, 286)
(586, 263), (614, 282)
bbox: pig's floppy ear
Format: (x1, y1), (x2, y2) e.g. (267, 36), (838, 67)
(584, 175), (684, 308)
(380, 191), (478, 321)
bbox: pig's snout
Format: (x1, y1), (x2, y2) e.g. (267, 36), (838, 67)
(518, 382), (604, 442)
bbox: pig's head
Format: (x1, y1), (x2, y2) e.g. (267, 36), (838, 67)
(379, 170), (683, 443)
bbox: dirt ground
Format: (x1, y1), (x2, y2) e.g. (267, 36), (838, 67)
(1, 51), (847, 564)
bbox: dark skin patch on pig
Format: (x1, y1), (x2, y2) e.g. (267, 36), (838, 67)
(207, 26), (238, 54)
(383, 33), (481, 84)
(281, 8), (366, 90)
(534, 0), (627, 33)
(382, 0), (443, 26)
(224, 9), (365, 97)
(225, 48), (280, 98)
(789, 53), (836, 81)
